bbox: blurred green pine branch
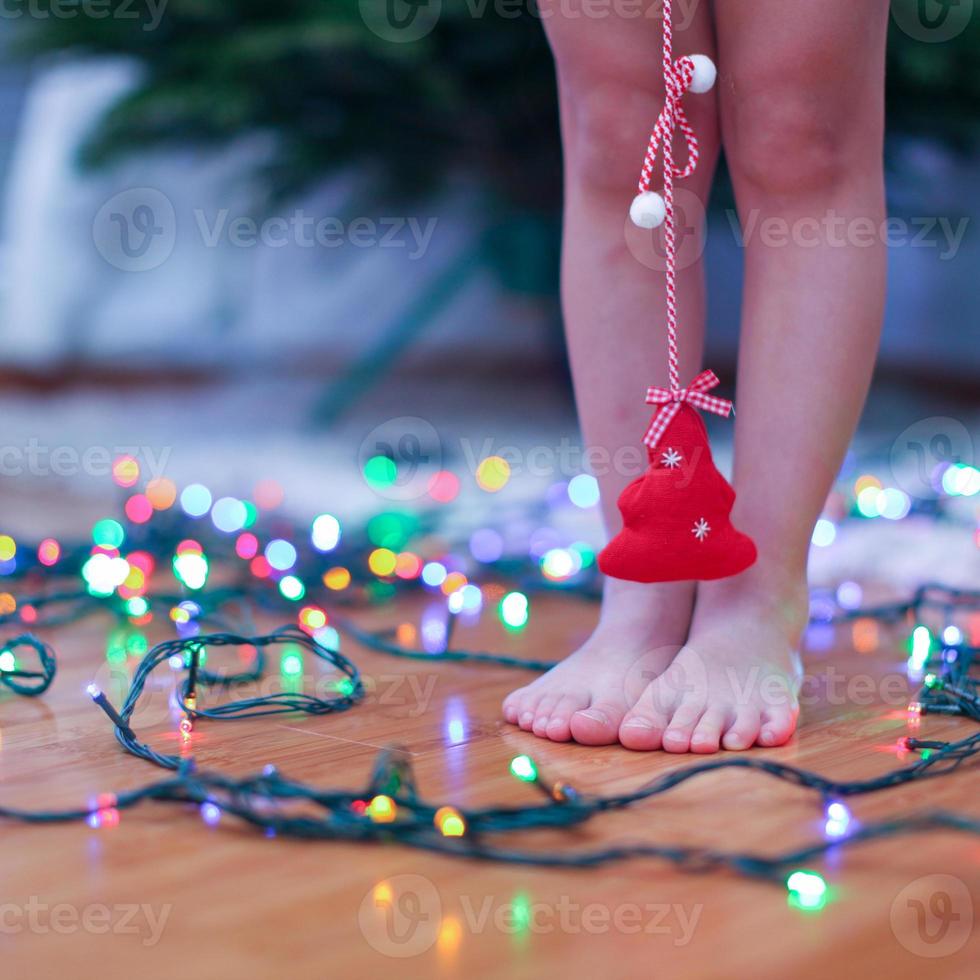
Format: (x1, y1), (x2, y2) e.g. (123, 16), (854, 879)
(12, 0), (562, 209)
(886, 0), (980, 151)
(10, 0), (980, 209)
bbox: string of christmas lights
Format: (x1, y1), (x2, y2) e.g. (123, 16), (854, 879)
(0, 633), (56, 697)
(92, 627), (364, 770)
(0, 456), (977, 909)
(0, 712), (977, 912)
(0, 576), (976, 908)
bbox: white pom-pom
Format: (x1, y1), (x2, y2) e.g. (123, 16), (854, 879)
(688, 54), (717, 94)
(630, 191), (666, 229)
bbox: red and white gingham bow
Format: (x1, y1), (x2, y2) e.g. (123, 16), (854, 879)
(643, 370), (733, 450)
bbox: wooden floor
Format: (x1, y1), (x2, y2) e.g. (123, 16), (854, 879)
(1, 587), (977, 979)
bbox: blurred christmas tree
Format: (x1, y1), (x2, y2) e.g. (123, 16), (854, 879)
(11, 0), (980, 209)
(13, 0), (562, 212)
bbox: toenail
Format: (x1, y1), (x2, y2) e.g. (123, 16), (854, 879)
(760, 731), (774, 745)
(520, 713), (533, 726)
(664, 730), (683, 741)
(578, 709), (608, 724)
(622, 718), (653, 730)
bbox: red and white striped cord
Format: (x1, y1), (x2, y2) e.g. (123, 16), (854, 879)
(633, 0), (715, 398)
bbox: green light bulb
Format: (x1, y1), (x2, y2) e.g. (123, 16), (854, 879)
(786, 870), (828, 910)
(510, 755), (538, 782)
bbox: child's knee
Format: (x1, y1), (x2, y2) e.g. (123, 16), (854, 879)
(559, 73), (717, 196)
(723, 54), (882, 199)
(541, 11), (717, 196)
(562, 77), (664, 192)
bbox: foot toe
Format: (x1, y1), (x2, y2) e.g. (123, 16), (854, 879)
(758, 705), (798, 747)
(531, 697), (557, 737)
(722, 707), (761, 751)
(661, 699), (704, 754)
(619, 678), (677, 750)
(517, 694), (544, 731)
(569, 699), (626, 746)
(690, 706), (730, 754)
(619, 695), (673, 751)
(503, 685), (534, 725)
(546, 694), (589, 742)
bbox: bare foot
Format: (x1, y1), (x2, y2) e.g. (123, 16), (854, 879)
(618, 570), (806, 753)
(502, 579), (695, 745)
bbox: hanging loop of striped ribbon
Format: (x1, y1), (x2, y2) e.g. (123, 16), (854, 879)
(632, 0), (716, 398)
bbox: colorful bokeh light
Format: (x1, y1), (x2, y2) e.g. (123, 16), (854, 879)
(500, 592), (529, 629)
(265, 539), (297, 571)
(567, 474), (600, 508)
(428, 471), (460, 504)
(311, 514), (341, 552)
(363, 455), (397, 489)
(111, 455), (140, 488)
(146, 478), (178, 510)
(323, 567), (351, 591)
(37, 538), (61, 567)
(125, 495), (153, 525)
(476, 456), (510, 493)
(180, 484), (213, 518)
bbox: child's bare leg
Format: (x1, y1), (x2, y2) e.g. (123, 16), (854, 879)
(503, 5), (720, 744)
(619, 0), (889, 752)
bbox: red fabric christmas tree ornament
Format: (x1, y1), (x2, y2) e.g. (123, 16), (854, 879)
(598, 0), (757, 583)
(599, 376), (756, 582)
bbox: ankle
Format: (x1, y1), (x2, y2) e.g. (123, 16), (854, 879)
(695, 561), (809, 634)
(595, 577), (696, 638)
(602, 578), (696, 620)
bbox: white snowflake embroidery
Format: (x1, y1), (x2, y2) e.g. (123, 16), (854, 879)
(660, 447), (683, 469)
(692, 518), (711, 542)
